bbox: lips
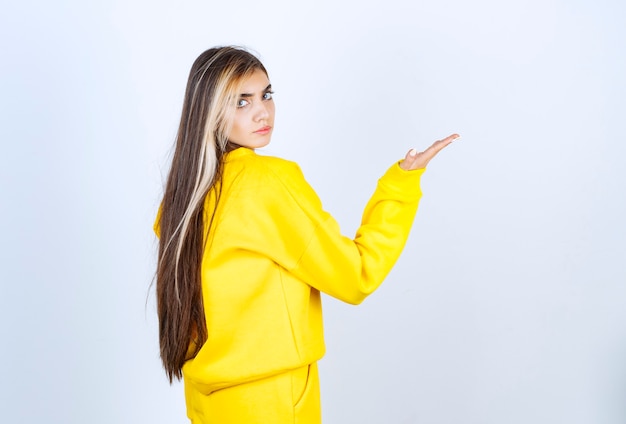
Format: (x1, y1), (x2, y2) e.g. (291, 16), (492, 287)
(254, 126), (272, 135)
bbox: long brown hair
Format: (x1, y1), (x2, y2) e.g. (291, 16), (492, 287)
(156, 46), (267, 382)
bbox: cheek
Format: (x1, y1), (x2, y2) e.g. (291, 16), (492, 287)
(230, 114), (248, 135)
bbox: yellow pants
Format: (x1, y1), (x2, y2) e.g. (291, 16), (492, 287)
(185, 362), (321, 423)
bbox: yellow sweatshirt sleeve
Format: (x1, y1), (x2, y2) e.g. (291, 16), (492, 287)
(247, 157), (424, 305)
(292, 163), (424, 304)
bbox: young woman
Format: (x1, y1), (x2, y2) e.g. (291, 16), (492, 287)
(155, 46), (458, 423)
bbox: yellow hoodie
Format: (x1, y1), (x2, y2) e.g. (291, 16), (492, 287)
(157, 147), (424, 398)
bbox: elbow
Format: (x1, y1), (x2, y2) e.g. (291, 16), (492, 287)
(343, 293), (367, 306)
(331, 269), (385, 305)
(337, 283), (376, 306)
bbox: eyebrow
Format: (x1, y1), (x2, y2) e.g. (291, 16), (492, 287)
(240, 84), (272, 98)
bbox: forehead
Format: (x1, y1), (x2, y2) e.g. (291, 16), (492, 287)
(238, 69), (270, 93)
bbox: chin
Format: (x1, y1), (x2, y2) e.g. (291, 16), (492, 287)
(250, 138), (272, 149)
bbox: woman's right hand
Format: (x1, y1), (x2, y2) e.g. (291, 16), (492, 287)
(400, 133), (460, 171)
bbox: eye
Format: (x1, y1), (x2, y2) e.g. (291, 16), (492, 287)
(263, 91), (274, 101)
(237, 98), (249, 108)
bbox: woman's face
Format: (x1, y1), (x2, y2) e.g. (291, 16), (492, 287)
(228, 69), (275, 149)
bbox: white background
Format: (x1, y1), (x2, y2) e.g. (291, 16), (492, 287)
(1, 0), (625, 423)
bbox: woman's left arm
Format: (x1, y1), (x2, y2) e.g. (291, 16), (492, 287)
(284, 134), (459, 304)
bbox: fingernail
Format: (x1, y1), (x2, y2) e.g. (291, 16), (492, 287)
(409, 148), (417, 156)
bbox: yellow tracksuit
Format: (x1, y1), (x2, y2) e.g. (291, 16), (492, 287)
(157, 147), (425, 423)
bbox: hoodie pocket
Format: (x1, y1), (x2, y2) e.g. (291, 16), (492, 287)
(292, 363), (321, 422)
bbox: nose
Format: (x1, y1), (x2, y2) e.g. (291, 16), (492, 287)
(253, 101), (270, 122)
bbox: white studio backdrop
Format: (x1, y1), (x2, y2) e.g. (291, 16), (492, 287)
(1, 0), (625, 423)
